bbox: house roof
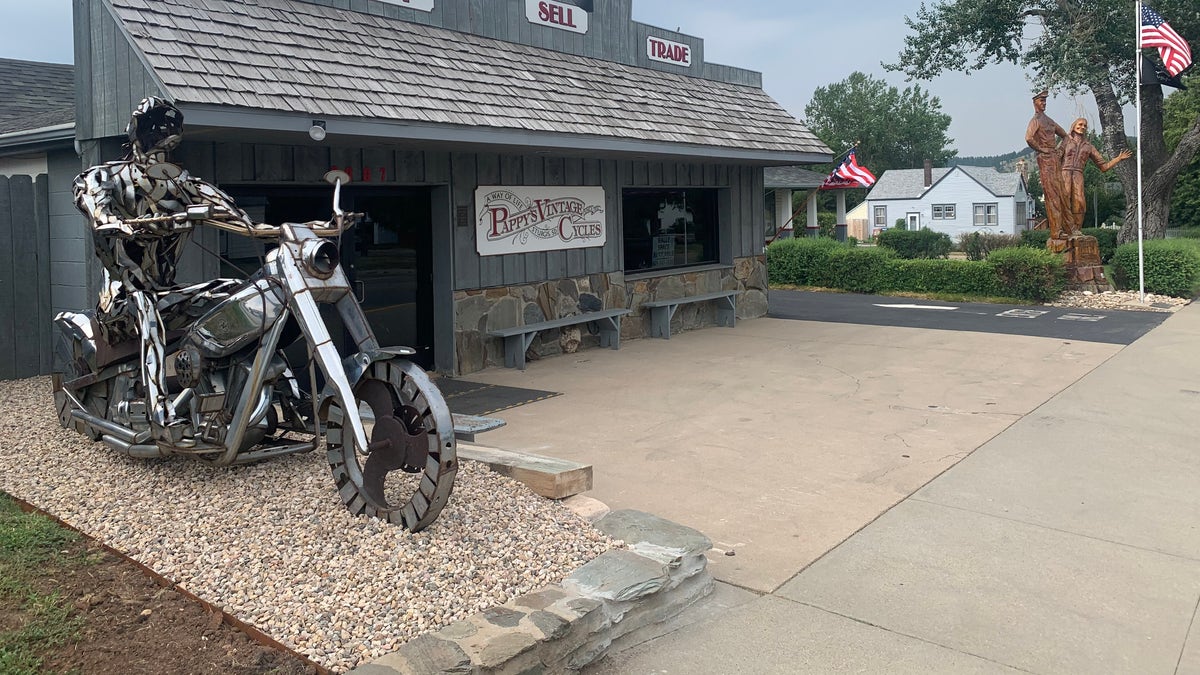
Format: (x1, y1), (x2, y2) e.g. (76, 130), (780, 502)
(110, 0), (830, 160)
(764, 166), (829, 189)
(0, 58), (75, 135)
(865, 165), (1022, 201)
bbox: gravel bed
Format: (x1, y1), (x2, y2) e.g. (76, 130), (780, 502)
(0, 376), (616, 673)
(1046, 290), (1191, 312)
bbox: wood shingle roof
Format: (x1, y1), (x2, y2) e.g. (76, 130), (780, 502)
(109, 0), (829, 157)
(0, 59), (75, 136)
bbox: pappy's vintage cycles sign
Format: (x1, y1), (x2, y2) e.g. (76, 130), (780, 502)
(475, 186), (606, 256)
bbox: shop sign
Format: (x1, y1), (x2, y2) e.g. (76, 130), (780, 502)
(526, 0), (589, 34)
(378, 0), (434, 10)
(476, 186), (606, 256)
(646, 36), (692, 67)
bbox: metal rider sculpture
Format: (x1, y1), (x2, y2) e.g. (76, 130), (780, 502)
(73, 98), (265, 439)
(55, 97), (457, 532)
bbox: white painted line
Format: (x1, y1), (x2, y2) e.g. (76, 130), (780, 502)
(1058, 313), (1107, 322)
(874, 304), (958, 311)
(996, 309), (1049, 319)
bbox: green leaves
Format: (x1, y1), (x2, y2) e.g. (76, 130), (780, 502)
(804, 71), (956, 173)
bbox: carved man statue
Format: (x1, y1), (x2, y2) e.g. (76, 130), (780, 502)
(1025, 91), (1068, 237)
(1059, 117), (1132, 238)
(73, 97), (269, 434)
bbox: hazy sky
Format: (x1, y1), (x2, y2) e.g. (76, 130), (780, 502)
(0, 0), (1132, 157)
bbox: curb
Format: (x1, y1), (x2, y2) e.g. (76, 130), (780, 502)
(349, 509), (713, 674)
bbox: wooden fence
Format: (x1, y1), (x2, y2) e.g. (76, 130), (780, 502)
(0, 174), (53, 380)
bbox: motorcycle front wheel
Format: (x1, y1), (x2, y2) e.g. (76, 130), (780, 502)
(325, 359), (457, 532)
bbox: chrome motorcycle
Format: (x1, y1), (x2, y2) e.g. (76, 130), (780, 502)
(51, 171), (457, 532)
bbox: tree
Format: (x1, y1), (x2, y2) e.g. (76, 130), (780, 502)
(804, 72), (957, 175)
(1165, 74), (1200, 229)
(885, 1), (1200, 243)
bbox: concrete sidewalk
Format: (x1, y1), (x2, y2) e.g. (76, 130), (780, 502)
(462, 301), (1199, 672)
(570, 302), (1200, 674)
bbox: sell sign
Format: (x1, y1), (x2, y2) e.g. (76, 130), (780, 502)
(378, 0), (434, 11)
(476, 186), (606, 256)
(526, 0), (589, 34)
(647, 36), (692, 67)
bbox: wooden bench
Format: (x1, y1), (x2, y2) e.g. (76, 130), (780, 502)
(641, 290), (741, 339)
(489, 308), (631, 370)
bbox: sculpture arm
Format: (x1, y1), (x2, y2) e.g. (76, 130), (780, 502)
(1097, 148), (1133, 173)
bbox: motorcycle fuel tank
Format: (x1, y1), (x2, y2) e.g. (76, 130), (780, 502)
(183, 278), (286, 358)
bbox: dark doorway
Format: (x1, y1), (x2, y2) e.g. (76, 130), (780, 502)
(221, 186), (437, 369)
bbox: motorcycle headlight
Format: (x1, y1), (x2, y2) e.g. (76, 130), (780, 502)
(301, 239), (340, 279)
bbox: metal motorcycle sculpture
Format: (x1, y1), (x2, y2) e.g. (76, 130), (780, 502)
(52, 98), (456, 531)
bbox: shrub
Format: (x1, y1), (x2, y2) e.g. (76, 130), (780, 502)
(876, 228), (952, 259)
(879, 259), (1003, 296)
(958, 231), (1022, 261)
(1020, 229), (1050, 249)
(987, 246), (1066, 302)
(894, 218), (907, 230)
(766, 237), (843, 286)
(817, 212), (836, 238)
(823, 246), (895, 292)
(1111, 239), (1200, 298)
(846, 236), (860, 247)
(1080, 227), (1118, 263)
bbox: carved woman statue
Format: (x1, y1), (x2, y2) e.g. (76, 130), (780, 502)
(1058, 118), (1132, 238)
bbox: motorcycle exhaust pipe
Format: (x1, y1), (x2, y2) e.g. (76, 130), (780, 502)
(71, 409), (137, 443)
(101, 434), (166, 459)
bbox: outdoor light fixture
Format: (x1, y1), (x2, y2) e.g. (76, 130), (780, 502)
(308, 120), (327, 141)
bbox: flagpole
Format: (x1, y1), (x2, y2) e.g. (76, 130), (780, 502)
(1136, 0), (1146, 303)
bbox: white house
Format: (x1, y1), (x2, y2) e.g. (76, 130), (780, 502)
(864, 164), (1035, 239)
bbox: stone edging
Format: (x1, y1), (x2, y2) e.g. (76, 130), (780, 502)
(349, 509), (713, 674)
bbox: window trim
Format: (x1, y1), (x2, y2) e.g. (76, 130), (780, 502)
(621, 187), (721, 274)
(932, 203), (956, 220)
(873, 205), (887, 226)
(973, 203), (998, 227)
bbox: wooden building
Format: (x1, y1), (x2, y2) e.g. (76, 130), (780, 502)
(68, 0), (829, 374)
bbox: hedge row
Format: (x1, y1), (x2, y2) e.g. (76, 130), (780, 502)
(1112, 239), (1200, 298)
(767, 238), (1065, 302)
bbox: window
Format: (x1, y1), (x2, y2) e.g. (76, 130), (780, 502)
(932, 204), (956, 220)
(973, 203), (998, 227)
(873, 206), (887, 226)
(623, 188), (719, 272)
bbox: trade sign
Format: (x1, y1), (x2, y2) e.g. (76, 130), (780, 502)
(647, 36), (692, 67)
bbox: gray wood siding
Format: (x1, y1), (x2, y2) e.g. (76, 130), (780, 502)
(76, 0), (165, 142)
(47, 149), (90, 315)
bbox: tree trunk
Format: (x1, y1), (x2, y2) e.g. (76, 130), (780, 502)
(1122, 175), (1174, 241)
(1102, 75), (1200, 244)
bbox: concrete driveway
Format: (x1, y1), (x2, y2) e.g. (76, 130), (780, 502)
(457, 314), (1119, 593)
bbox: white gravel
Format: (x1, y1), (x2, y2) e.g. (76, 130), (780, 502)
(0, 376), (615, 673)
(1046, 290), (1191, 312)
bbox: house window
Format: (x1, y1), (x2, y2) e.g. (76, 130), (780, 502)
(623, 188), (719, 272)
(932, 204), (956, 220)
(973, 203), (998, 227)
(873, 206), (887, 226)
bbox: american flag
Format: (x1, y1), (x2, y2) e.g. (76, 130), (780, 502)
(832, 149), (877, 188)
(1141, 5), (1193, 78)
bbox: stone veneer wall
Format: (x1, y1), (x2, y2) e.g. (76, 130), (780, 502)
(453, 256), (768, 375)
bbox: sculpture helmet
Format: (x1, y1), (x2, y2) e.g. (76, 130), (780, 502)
(126, 97), (184, 156)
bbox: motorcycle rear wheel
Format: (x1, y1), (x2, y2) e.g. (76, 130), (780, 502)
(325, 359), (457, 532)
